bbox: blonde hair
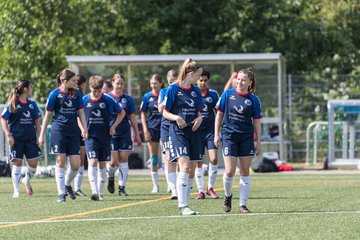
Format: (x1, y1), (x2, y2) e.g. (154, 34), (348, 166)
(89, 76), (104, 89)
(177, 58), (202, 83)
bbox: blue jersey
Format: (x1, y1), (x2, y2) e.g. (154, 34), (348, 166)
(1, 98), (41, 140)
(140, 91), (161, 130)
(83, 93), (122, 141)
(215, 89), (262, 134)
(46, 88), (84, 136)
(107, 92), (135, 137)
(199, 88), (219, 130)
(159, 87), (170, 128)
(164, 83), (204, 125)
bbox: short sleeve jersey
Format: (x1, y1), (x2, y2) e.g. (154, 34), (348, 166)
(1, 98), (41, 139)
(140, 91), (161, 130)
(215, 89), (262, 134)
(83, 93), (122, 141)
(46, 88), (84, 136)
(107, 92), (135, 137)
(164, 83), (204, 125)
(199, 88), (219, 130)
(159, 87), (170, 127)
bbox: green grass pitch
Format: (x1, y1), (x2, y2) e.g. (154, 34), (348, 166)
(1, 172), (360, 239)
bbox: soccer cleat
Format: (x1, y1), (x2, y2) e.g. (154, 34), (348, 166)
(179, 207), (199, 216)
(12, 192), (20, 198)
(238, 205), (251, 214)
(196, 192), (205, 200)
(206, 188), (219, 199)
(75, 189), (86, 196)
(65, 185), (76, 200)
(90, 193), (99, 201)
(151, 185), (159, 193)
(57, 194), (66, 202)
(118, 186), (128, 196)
(99, 194), (104, 201)
(107, 177), (115, 194)
(170, 190), (178, 200)
(22, 178), (33, 196)
(223, 194), (232, 213)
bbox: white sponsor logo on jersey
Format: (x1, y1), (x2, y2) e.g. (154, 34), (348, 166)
(185, 99), (195, 107)
(23, 111), (31, 118)
(92, 110), (102, 117)
(233, 105), (244, 114)
(64, 100), (73, 107)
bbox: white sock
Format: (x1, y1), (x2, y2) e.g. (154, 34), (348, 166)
(65, 167), (78, 186)
(24, 166), (37, 184)
(177, 172), (189, 208)
(239, 176), (251, 206)
(74, 166), (84, 191)
(195, 167), (204, 193)
(106, 165), (117, 179)
(98, 167), (106, 195)
(187, 177), (194, 203)
(223, 173), (234, 197)
(55, 167), (65, 195)
(12, 165), (22, 193)
(151, 171), (159, 187)
(118, 163), (129, 187)
(168, 172), (177, 193)
(208, 163), (218, 189)
(88, 166), (98, 194)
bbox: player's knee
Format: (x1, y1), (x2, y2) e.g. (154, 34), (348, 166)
(151, 155), (158, 167)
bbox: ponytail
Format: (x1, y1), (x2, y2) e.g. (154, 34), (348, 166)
(177, 58), (202, 84)
(57, 69), (77, 97)
(8, 80), (32, 113)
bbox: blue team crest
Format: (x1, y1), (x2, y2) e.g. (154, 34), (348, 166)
(29, 104), (34, 109)
(121, 98), (128, 103)
(244, 99), (252, 106)
(99, 103), (106, 109)
(191, 91), (197, 97)
(206, 97), (213, 103)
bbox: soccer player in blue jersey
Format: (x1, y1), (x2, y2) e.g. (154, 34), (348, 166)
(38, 69), (88, 202)
(215, 68), (262, 214)
(83, 76), (125, 201)
(74, 75), (88, 196)
(163, 58), (204, 215)
(158, 69), (178, 199)
(140, 74), (164, 193)
(1, 80), (42, 198)
(106, 73), (141, 196)
(194, 70), (220, 200)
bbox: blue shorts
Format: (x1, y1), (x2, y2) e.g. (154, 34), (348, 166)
(85, 138), (111, 162)
(199, 127), (217, 155)
(221, 132), (255, 158)
(111, 129), (133, 151)
(148, 128), (160, 142)
(50, 131), (80, 155)
(168, 124), (203, 162)
(9, 137), (42, 161)
(160, 123), (170, 153)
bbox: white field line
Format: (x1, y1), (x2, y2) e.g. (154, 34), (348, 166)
(1, 210), (360, 226)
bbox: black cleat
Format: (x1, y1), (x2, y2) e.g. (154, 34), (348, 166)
(65, 185), (76, 200)
(90, 193), (99, 201)
(118, 186), (128, 196)
(107, 177), (115, 194)
(238, 205), (251, 214)
(223, 194), (232, 213)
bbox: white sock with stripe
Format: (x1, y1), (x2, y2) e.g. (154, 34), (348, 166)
(12, 165), (22, 193)
(223, 173), (234, 197)
(195, 167), (204, 193)
(239, 175), (251, 206)
(55, 167), (65, 195)
(208, 163), (218, 189)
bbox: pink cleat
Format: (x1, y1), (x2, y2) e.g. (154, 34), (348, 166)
(196, 192), (205, 200)
(206, 188), (219, 199)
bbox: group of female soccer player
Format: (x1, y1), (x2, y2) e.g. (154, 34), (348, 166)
(1, 58), (262, 215)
